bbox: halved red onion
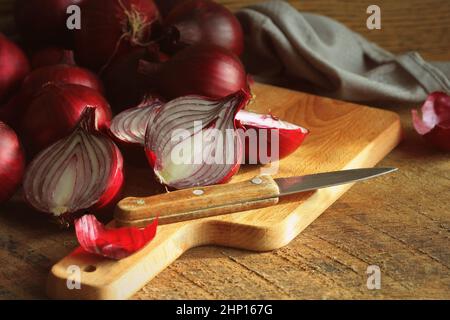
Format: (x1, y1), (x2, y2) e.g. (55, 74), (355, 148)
(412, 91), (450, 151)
(23, 108), (124, 227)
(75, 214), (158, 260)
(236, 110), (309, 163)
(110, 97), (164, 146)
(145, 90), (251, 189)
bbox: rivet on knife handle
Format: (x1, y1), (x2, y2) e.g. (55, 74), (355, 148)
(114, 176), (280, 227)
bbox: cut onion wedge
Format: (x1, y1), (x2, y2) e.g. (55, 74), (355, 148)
(412, 91), (450, 151)
(75, 214), (158, 260)
(23, 108), (124, 227)
(110, 97), (164, 146)
(145, 90), (251, 189)
(236, 110), (309, 163)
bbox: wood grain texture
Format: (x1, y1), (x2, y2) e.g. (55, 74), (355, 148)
(115, 176), (280, 226)
(46, 83), (401, 299)
(0, 0), (449, 300)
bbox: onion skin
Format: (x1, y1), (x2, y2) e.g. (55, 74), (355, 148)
(0, 122), (25, 203)
(14, 0), (85, 48)
(0, 34), (30, 103)
(162, 0), (244, 56)
(412, 91), (450, 151)
(20, 83), (112, 154)
(75, 0), (160, 71)
(23, 108), (124, 227)
(75, 214), (158, 260)
(142, 44), (247, 100)
(236, 110), (309, 163)
(31, 47), (77, 69)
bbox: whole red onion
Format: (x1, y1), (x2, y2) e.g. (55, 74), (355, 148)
(154, 0), (188, 17)
(4, 64), (103, 129)
(140, 44), (247, 100)
(161, 0), (244, 56)
(14, 0), (85, 48)
(0, 122), (25, 203)
(0, 34), (30, 103)
(31, 47), (76, 69)
(75, 0), (160, 71)
(103, 47), (167, 112)
(20, 83), (112, 153)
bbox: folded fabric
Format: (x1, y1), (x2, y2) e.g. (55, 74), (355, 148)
(236, 0), (450, 104)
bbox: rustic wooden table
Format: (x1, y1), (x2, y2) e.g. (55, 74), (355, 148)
(0, 0), (449, 299)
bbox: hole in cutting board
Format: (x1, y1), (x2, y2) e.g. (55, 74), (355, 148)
(84, 265), (97, 273)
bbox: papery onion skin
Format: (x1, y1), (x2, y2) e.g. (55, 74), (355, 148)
(14, 0), (85, 48)
(145, 90), (251, 189)
(75, 214), (158, 260)
(0, 122), (25, 203)
(236, 110), (309, 163)
(0, 34), (30, 103)
(161, 0), (244, 56)
(31, 47), (77, 69)
(23, 108), (124, 227)
(142, 44), (247, 100)
(412, 91), (450, 151)
(20, 83), (112, 153)
(75, 0), (160, 71)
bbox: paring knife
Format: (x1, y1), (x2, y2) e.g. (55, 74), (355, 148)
(115, 167), (397, 227)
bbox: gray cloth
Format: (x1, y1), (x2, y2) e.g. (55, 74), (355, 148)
(236, 1), (450, 104)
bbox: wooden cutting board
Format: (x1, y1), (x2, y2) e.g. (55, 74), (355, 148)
(46, 83), (402, 300)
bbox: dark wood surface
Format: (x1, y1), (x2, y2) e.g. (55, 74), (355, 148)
(0, 0), (449, 299)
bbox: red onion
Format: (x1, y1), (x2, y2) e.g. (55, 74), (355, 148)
(14, 0), (85, 48)
(31, 47), (76, 69)
(154, 0), (188, 17)
(412, 91), (450, 151)
(0, 122), (25, 203)
(75, 214), (158, 260)
(0, 34), (30, 103)
(75, 0), (160, 71)
(110, 97), (164, 146)
(236, 110), (309, 164)
(160, 0), (244, 56)
(23, 108), (124, 227)
(22, 64), (104, 98)
(145, 90), (251, 189)
(140, 44), (247, 100)
(110, 97), (164, 165)
(20, 83), (112, 153)
(4, 63), (104, 129)
(103, 47), (167, 112)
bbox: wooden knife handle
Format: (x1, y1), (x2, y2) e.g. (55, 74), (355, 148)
(115, 176), (280, 227)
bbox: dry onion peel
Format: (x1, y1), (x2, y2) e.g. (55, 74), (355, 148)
(75, 214), (158, 260)
(412, 91), (450, 151)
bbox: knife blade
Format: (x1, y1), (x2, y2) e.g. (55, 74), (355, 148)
(115, 167), (397, 227)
